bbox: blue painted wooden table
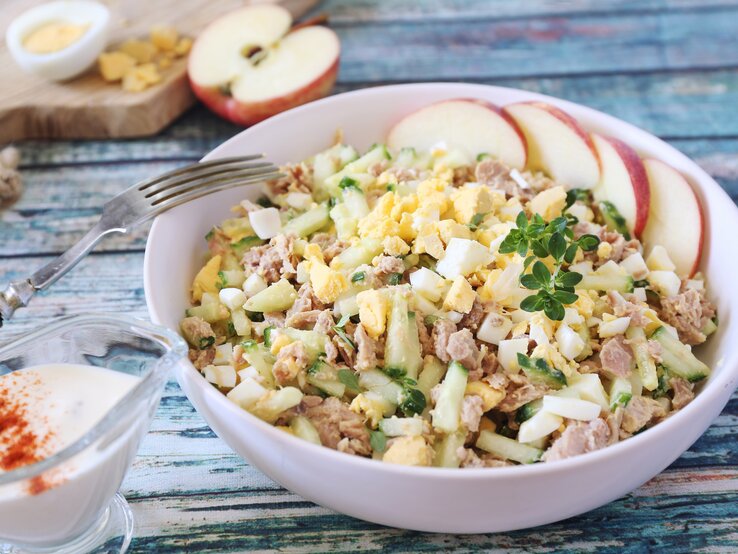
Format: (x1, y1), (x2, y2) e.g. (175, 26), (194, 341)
(1, 1), (737, 551)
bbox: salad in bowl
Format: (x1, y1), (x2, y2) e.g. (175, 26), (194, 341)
(178, 98), (717, 469)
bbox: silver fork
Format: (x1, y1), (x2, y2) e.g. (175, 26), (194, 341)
(0, 155), (281, 327)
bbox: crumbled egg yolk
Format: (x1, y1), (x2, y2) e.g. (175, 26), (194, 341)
(529, 185), (567, 221)
(443, 276), (476, 313)
(269, 333), (292, 356)
(191, 255), (221, 302)
(412, 232), (445, 259)
(357, 290), (389, 338)
(597, 241), (613, 260)
(23, 21), (89, 54)
(382, 436), (434, 466)
(451, 185), (494, 224)
(308, 261), (347, 303)
(122, 63), (162, 92)
(383, 235), (410, 256)
(98, 51), (137, 82)
(465, 382), (505, 411)
(350, 394), (385, 428)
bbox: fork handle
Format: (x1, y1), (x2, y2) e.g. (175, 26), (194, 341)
(0, 221), (116, 326)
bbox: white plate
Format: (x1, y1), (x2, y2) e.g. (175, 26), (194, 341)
(144, 83), (738, 533)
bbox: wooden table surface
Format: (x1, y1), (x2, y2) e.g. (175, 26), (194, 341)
(2, 1), (737, 551)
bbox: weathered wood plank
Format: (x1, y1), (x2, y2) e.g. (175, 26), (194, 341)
(332, 9), (738, 83)
(307, 0), (738, 24)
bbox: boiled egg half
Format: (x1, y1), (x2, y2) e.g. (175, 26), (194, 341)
(6, 1), (111, 81)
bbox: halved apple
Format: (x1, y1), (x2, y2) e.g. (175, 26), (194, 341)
(386, 99), (527, 169)
(188, 4), (340, 126)
(642, 159), (704, 277)
(591, 134), (650, 238)
(503, 102), (600, 190)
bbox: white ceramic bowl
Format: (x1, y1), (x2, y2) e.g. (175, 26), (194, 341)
(144, 83), (738, 533)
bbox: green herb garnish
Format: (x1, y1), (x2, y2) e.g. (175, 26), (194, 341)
(198, 336), (215, 349)
(205, 229), (215, 241)
(351, 271), (366, 283)
(370, 429), (387, 453)
(335, 313), (352, 328)
(468, 212), (488, 231)
(476, 152), (491, 161)
(226, 321), (236, 337)
(565, 188), (591, 210)
(387, 272), (403, 285)
(381, 367), (427, 416)
(333, 326), (356, 351)
(256, 196), (276, 208)
(501, 210), (599, 320)
(263, 326), (275, 347)
(217, 271), (228, 290)
(338, 176), (363, 193)
(338, 369), (361, 394)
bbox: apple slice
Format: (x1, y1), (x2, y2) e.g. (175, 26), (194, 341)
(188, 4), (340, 126)
(503, 102), (600, 190)
(386, 99), (527, 169)
(591, 134), (650, 238)
(642, 159), (704, 277)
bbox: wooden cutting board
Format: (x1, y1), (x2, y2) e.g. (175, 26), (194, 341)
(0, 0), (319, 142)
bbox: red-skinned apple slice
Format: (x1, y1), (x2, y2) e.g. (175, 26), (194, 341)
(591, 134), (650, 238)
(503, 102), (600, 189)
(386, 99), (528, 169)
(188, 4), (340, 126)
(642, 159), (704, 277)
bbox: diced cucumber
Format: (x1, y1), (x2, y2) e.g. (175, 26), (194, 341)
(379, 416), (425, 437)
(243, 279), (297, 312)
(384, 292), (423, 380)
(342, 188), (370, 218)
(313, 144), (359, 197)
(626, 326), (658, 391)
(290, 416), (322, 445)
(434, 431), (466, 468)
(185, 303), (229, 323)
(394, 147), (416, 168)
(332, 238), (383, 271)
(240, 341), (275, 387)
(324, 144), (391, 194)
(432, 361), (469, 433)
(329, 202), (359, 240)
(200, 292), (220, 306)
(358, 369), (404, 406)
(609, 376), (633, 410)
(476, 430), (543, 464)
(577, 273), (634, 293)
(231, 236), (264, 259)
(250, 387), (303, 423)
(306, 359), (346, 397)
(416, 357), (446, 402)
(575, 324), (593, 361)
(282, 328), (329, 358)
(517, 354), (567, 389)
(599, 201), (631, 240)
(230, 308), (252, 337)
(433, 148), (472, 170)
(515, 398), (543, 424)
(219, 269), (245, 288)
(283, 203), (330, 237)
(651, 326), (710, 382)
(702, 318), (718, 337)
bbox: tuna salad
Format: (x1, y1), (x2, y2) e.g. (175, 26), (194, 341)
(180, 141), (717, 468)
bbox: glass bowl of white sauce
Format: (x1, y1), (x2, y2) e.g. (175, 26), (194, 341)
(0, 314), (187, 554)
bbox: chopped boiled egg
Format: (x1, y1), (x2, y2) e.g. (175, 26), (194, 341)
(356, 289), (389, 338)
(243, 273), (268, 296)
(219, 287), (246, 310)
(451, 185), (494, 224)
(477, 312), (513, 345)
(308, 261), (347, 303)
(382, 435), (434, 466)
(498, 338), (529, 373)
(646, 245), (677, 272)
(226, 377), (267, 409)
(249, 208), (282, 239)
(191, 255), (222, 302)
(528, 186), (566, 221)
(541, 395), (601, 421)
(409, 267), (446, 301)
(442, 276), (476, 313)
(648, 270), (681, 297)
(436, 237), (493, 279)
(518, 410), (563, 443)
(465, 381), (505, 411)
(620, 252), (649, 279)
(7, 1), (111, 81)
(204, 365), (237, 389)
(555, 323), (585, 360)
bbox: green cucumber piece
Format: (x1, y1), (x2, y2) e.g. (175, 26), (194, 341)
(515, 398), (543, 424)
(626, 326), (658, 391)
(416, 357), (446, 402)
(358, 369), (404, 406)
(283, 203), (330, 237)
(476, 431), (543, 464)
(290, 416), (322, 445)
(384, 292), (423, 380)
(431, 361), (469, 433)
(517, 354), (567, 389)
(243, 279), (297, 312)
(333, 238), (383, 271)
(324, 144), (391, 194)
(434, 430), (466, 468)
(185, 303), (229, 323)
(599, 200), (631, 240)
(240, 341), (275, 387)
(651, 326), (710, 382)
(577, 273), (634, 293)
(609, 376), (633, 410)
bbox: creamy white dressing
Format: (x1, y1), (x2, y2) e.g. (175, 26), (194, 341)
(0, 363), (145, 546)
(0, 364), (139, 472)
